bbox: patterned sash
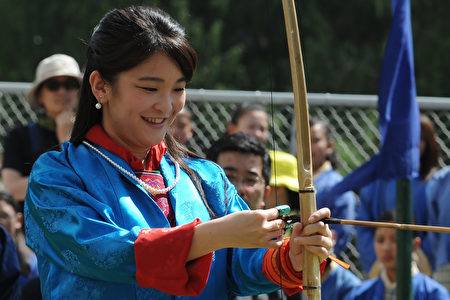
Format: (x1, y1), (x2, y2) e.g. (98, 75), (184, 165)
(135, 170), (175, 226)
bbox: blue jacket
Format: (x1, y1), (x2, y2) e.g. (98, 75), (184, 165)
(25, 142), (280, 299)
(322, 265), (361, 300)
(344, 272), (449, 300)
(426, 166), (450, 270)
(315, 168), (356, 256)
(357, 177), (425, 272)
(0, 224), (21, 299)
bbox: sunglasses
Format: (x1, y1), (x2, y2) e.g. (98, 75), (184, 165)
(44, 79), (80, 91)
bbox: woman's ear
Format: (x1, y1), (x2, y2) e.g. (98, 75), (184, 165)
(89, 70), (110, 104)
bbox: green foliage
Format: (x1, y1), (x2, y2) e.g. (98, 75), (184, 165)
(0, 0), (449, 96)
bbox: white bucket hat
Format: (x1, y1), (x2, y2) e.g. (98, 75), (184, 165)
(27, 54), (83, 107)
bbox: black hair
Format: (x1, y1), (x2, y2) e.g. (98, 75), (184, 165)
(378, 210), (396, 223)
(309, 116), (339, 170)
(71, 6), (197, 143)
(229, 102), (267, 125)
(420, 114), (440, 181)
(206, 133), (271, 186)
(70, 6), (215, 217)
(377, 210), (418, 238)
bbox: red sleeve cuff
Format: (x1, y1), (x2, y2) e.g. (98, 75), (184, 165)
(134, 219), (213, 296)
(262, 237), (328, 296)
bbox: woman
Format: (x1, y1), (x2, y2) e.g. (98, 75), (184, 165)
(2, 53), (81, 204)
(309, 117), (356, 257)
(357, 114), (439, 274)
(345, 211), (448, 300)
(422, 115), (450, 291)
(426, 165), (450, 292)
(227, 102), (269, 144)
(25, 6), (332, 299)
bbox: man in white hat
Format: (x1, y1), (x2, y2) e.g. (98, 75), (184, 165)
(2, 54), (82, 205)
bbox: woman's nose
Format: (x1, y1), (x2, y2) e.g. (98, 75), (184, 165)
(154, 92), (172, 113)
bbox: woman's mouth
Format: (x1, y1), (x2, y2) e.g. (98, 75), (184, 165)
(142, 116), (165, 124)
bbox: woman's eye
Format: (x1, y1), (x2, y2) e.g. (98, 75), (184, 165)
(139, 87), (157, 92)
(174, 87), (185, 92)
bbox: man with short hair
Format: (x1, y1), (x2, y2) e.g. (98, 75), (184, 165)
(207, 133), (271, 210)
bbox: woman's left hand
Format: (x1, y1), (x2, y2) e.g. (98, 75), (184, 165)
(288, 207), (333, 272)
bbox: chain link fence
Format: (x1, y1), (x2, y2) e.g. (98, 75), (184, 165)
(1, 82), (450, 279)
(183, 89), (450, 174)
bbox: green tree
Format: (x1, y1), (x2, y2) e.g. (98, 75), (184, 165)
(1, 1), (450, 96)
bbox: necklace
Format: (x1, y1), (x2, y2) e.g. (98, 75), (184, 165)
(82, 141), (180, 195)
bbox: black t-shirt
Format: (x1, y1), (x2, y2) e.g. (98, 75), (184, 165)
(2, 122), (60, 177)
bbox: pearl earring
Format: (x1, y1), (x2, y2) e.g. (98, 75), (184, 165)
(95, 95), (103, 109)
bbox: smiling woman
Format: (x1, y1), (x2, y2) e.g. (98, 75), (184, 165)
(89, 52), (187, 158)
(24, 6), (333, 299)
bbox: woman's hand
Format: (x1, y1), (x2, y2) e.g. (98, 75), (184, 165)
(188, 208), (284, 261)
(288, 207), (333, 272)
(219, 208), (285, 249)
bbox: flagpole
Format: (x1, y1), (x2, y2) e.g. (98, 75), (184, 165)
(396, 179), (413, 300)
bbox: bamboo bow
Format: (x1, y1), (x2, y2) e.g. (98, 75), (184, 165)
(281, 0), (321, 299)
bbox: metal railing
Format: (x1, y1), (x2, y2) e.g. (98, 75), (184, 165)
(1, 81), (450, 171)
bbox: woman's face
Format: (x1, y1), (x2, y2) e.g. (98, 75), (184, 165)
(374, 227), (397, 271)
(229, 110), (269, 143)
(310, 123), (333, 172)
(101, 52), (186, 158)
(37, 75), (80, 120)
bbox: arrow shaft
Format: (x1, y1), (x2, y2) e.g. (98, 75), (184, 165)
(281, 216), (450, 233)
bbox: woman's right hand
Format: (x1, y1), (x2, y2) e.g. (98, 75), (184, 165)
(188, 208), (285, 261)
(219, 208), (285, 249)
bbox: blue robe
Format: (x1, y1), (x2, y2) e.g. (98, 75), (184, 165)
(357, 177), (425, 272)
(426, 166), (450, 271)
(315, 168), (356, 256)
(25, 142), (280, 299)
(344, 272), (449, 300)
(0, 224), (21, 299)
(322, 265), (361, 300)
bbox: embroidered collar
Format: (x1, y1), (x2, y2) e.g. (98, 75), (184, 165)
(85, 124), (167, 171)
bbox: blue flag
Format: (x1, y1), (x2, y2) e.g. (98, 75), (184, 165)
(324, 0), (419, 197)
